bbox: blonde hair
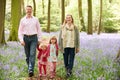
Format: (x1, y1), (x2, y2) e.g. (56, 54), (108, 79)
(40, 43), (47, 49)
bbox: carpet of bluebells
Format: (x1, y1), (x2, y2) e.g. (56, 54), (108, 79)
(0, 32), (120, 80)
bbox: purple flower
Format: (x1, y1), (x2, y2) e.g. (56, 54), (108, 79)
(3, 64), (10, 70)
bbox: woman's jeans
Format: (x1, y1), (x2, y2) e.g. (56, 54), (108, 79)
(63, 48), (75, 72)
(24, 35), (38, 73)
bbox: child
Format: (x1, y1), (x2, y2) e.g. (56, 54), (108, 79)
(37, 44), (48, 77)
(47, 36), (59, 78)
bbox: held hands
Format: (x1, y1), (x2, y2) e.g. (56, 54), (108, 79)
(38, 41), (41, 45)
(20, 41), (25, 46)
(76, 48), (80, 53)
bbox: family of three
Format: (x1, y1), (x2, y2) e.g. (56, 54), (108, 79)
(18, 5), (80, 78)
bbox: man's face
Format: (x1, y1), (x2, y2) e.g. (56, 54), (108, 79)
(26, 7), (32, 15)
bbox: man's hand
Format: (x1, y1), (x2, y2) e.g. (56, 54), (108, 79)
(38, 41), (41, 45)
(20, 41), (25, 46)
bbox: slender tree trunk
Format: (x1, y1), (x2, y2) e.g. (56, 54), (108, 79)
(61, 0), (65, 24)
(8, 0), (21, 41)
(42, 0), (45, 14)
(109, 0), (112, 3)
(0, 0), (6, 45)
(87, 0), (93, 34)
(98, 0), (102, 34)
(21, 0), (25, 16)
(57, 0), (61, 8)
(78, 0), (86, 31)
(33, 0), (36, 16)
(47, 0), (51, 33)
(65, 0), (70, 6)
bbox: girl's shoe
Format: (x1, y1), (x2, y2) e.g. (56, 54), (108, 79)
(43, 74), (47, 77)
(50, 73), (55, 79)
(39, 74), (42, 77)
(50, 75), (54, 79)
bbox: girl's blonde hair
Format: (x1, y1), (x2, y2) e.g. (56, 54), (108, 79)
(40, 43), (47, 49)
(49, 36), (57, 44)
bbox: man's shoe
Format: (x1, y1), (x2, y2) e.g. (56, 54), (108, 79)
(29, 71), (34, 77)
(66, 73), (70, 78)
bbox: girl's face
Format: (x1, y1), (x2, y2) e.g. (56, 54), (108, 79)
(41, 45), (47, 50)
(51, 39), (56, 44)
(65, 15), (73, 24)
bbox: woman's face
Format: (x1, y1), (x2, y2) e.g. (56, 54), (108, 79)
(65, 15), (73, 24)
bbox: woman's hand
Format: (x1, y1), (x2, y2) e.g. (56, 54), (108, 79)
(76, 48), (80, 53)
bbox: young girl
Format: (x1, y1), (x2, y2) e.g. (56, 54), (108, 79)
(37, 44), (48, 77)
(47, 36), (59, 78)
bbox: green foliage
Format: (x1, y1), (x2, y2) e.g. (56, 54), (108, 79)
(4, 0), (120, 33)
(102, 1), (120, 33)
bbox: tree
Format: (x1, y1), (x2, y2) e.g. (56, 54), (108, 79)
(42, 0), (45, 15)
(58, 0), (61, 8)
(21, 0), (25, 16)
(78, 0), (86, 31)
(87, 0), (93, 34)
(61, 0), (65, 24)
(65, 0), (70, 6)
(98, 0), (102, 34)
(8, 0), (21, 41)
(0, 0), (6, 44)
(109, 0), (112, 3)
(47, 0), (51, 32)
(33, 0), (36, 16)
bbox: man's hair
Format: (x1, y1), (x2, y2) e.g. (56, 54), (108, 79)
(26, 5), (32, 9)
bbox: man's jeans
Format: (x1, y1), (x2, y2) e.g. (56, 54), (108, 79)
(63, 48), (75, 71)
(24, 35), (38, 73)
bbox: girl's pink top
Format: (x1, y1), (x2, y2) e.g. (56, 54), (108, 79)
(37, 45), (48, 62)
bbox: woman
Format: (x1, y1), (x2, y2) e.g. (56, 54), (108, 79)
(59, 14), (80, 77)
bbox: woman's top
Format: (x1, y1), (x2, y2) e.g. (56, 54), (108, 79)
(62, 24), (75, 48)
(59, 24), (80, 53)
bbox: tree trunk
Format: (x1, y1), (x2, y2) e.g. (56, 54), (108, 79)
(58, 0), (61, 8)
(0, 0), (6, 45)
(87, 0), (93, 34)
(21, 0), (25, 16)
(98, 0), (102, 34)
(47, 0), (51, 33)
(33, 0), (36, 16)
(8, 0), (21, 41)
(78, 0), (86, 31)
(65, 0), (70, 6)
(61, 0), (65, 24)
(109, 0), (112, 3)
(42, 0), (45, 15)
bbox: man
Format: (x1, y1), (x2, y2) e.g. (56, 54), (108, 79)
(18, 5), (41, 77)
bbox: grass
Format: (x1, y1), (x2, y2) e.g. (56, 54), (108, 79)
(1, 32), (120, 80)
